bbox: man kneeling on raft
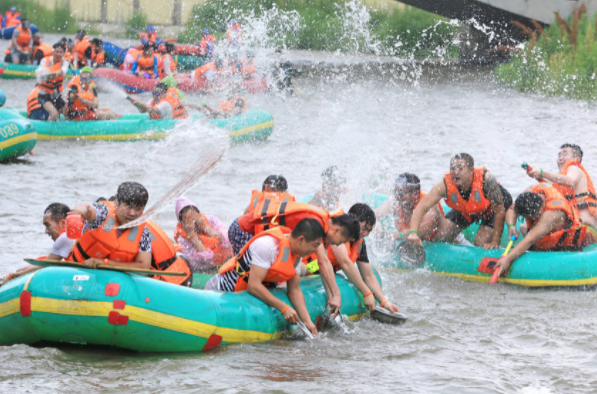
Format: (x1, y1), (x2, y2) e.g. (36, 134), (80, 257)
(495, 183), (597, 277)
(66, 67), (116, 121)
(305, 204), (400, 314)
(407, 153), (512, 248)
(205, 218), (325, 337)
(525, 143), (597, 229)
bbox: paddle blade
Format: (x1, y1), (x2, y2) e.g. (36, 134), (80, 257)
(371, 306), (408, 325)
(118, 144), (226, 230)
(396, 241), (426, 268)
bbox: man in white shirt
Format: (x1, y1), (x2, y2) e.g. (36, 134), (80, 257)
(1, 203), (75, 286)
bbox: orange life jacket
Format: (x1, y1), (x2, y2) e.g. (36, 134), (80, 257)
(527, 183), (586, 251)
(39, 56), (66, 95)
(444, 167), (492, 222)
(241, 58), (256, 76)
(149, 91), (188, 120)
(219, 96), (246, 114)
(249, 200), (331, 235)
(193, 62), (216, 79)
(218, 227), (300, 292)
(140, 32), (157, 44)
(227, 24), (242, 44)
(136, 54), (157, 74)
(66, 76), (96, 117)
(92, 50), (105, 67)
(33, 42), (53, 60)
(5, 11), (20, 28)
(74, 36), (91, 67)
(63, 50), (74, 63)
(66, 202), (148, 263)
(199, 35), (215, 54)
(553, 159), (597, 214)
(145, 220), (192, 286)
(26, 87), (42, 115)
(5, 25), (31, 54)
(303, 238), (363, 274)
(396, 192), (445, 240)
(248, 190), (296, 214)
(158, 53), (176, 78)
(174, 216), (229, 265)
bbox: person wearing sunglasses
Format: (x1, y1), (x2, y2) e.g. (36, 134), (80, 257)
(130, 83), (188, 120)
(66, 66), (116, 121)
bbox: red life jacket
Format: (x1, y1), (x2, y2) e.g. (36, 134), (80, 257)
(527, 183), (586, 251)
(218, 227), (300, 292)
(444, 167), (492, 222)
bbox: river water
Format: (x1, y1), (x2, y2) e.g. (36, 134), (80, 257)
(1, 33), (597, 394)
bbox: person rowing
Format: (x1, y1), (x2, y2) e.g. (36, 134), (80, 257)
(205, 218), (325, 337)
(304, 203), (400, 314)
(407, 153), (512, 248)
(494, 183), (597, 277)
(525, 143), (597, 229)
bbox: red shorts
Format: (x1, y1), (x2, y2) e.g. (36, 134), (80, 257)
(69, 111), (97, 121)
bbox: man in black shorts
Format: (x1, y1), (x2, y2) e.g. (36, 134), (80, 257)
(408, 153), (511, 249)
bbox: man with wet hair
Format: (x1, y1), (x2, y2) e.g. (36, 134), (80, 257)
(207, 218), (324, 336)
(308, 166), (349, 211)
(66, 182), (154, 269)
(494, 183), (595, 277)
(1, 203), (74, 286)
(408, 153), (511, 248)
(306, 203), (400, 314)
(526, 143), (597, 229)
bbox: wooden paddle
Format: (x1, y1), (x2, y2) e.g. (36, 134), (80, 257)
(24, 258), (186, 276)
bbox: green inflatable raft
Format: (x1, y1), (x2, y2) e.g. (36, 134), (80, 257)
(365, 192), (597, 288)
(0, 267), (374, 352)
(0, 108), (274, 143)
(0, 119), (37, 161)
(0, 62), (74, 80)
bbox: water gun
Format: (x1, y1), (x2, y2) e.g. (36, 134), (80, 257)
(521, 163), (546, 182)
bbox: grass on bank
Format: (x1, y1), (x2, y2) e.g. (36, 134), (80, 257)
(178, 0), (459, 57)
(495, 5), (597, 100)
(1, 0), (79, 34)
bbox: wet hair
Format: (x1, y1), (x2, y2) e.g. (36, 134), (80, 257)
(53, 42), (66, 51)
(44, 203), (70, 223)
(108, 195), (116, 201)
(235, 98), (245, 109)
(262, 175), (288, 192)
(91, 38), (103, 47)
(451, 153), (474, 168)
(514, 192), (544, 217)
(178, 205), (200, 222)
(322, 166), (346, 186)
(331, 214), (361, 241)
(96, 197), (107, 202)
(115, 182), (149, 209)
(154, 83), (168, 93)
(165, 42), (175, 53)
(291, 218), (325, 242)
(348, 203), (376, 228)
(561, 143), (583, 162)
(395, 172), (421, 192)
(143, 43), (153, 52)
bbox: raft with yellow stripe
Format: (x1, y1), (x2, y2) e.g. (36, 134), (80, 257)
(0, 108), (273, 143)
(0, 62), (74, 80)
(0, 119), (36, 161)
(366, 192), (597, 288)
(0, 267), (374, 352)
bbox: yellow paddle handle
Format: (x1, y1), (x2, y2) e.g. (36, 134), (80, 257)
(502, 240), (514, 257)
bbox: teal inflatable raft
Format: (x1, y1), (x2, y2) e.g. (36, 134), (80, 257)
(366, 192), (597, 288)
(0, 119), (36, 161)
(0, 267), (374, 352)
(0, 108), (273, 143)
(0, 62), (74, 80)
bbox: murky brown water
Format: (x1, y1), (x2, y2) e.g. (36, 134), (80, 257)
(1, 34), (597, 393)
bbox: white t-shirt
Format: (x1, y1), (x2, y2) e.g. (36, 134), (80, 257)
(51, 233), (76, 258)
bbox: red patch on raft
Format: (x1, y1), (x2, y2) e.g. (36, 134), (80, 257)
(20, 291), (32, 317)
(113, 300), (126, 310)
(108, 311), (129, 325)
(105, 283), (120, 297)
(202, 334), (222, 351)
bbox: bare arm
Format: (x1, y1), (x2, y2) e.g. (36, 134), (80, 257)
(356, 261), (399, 313)
(496, 210), (566, 275)
(315, 243), (342, 317)
(330, 244), (375, 311)
(484, 171), (505, 248)
(307, 190), (323, 209)
(407, 181), (446, 245)
(527, 165), (582, 188)
(286, 274), (317, 335)
(69, 203), (97, 221)
(374, 198), (394, 220)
